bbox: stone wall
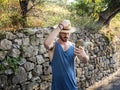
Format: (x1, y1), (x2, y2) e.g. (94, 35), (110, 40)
(0, 28), (119, 90)
(70, 29), (120, 89)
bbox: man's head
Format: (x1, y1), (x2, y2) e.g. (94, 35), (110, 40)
(58, 20), (76, 42)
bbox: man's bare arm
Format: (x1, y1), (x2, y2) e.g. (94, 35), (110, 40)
(44, 26), (62, 50)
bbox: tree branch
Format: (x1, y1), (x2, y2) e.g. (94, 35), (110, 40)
(27, 1), (41, 13)
(104, 7), (120, 25)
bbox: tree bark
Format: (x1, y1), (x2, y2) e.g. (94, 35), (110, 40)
(19, 0), (43, 27)
(98, 1), (120, 26)
(19, 0), (29, 17)
(104, 8), (120, 25)
(19, 0), (29, 27)
(98, 7), (120, 26)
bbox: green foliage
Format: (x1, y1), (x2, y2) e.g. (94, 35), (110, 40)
(67, 13), (102, 31)
(1, 0), (103, 29)
(0, 56), (20, 72)
(115, 14), (120, 21)
(68, 0), (107, 20)
(104, 32), (115, 45)
(100, 27), (115, 45)
(0, 0), (8, 11)
(5, 56), (19, 72)
(0, 12), (24, 29)
(9, 12), (24, 28)
(0, 0), (119, 30)
(0, 0), (22, 29)
(105, 0), (120, 10)
(46, 0), (67, 6)
(84, 21), (102, 31)
(28, 3), (71, 27)
(0, 13), (11, 28)
(30, 35), (36, 42)
(0, 63), (6, 72)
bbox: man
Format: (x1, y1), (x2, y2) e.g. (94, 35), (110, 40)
(44, 20), (89, 90)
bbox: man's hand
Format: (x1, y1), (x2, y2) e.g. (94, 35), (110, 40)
(59, 20), (71, 30)
(74, 46), (86, 58)
(74, 46), (89, 63)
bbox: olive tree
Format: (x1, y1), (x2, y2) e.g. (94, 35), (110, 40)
(98, 0), (120, 25)
(69, 0), (120, 26)
(19, 0), (44, 27)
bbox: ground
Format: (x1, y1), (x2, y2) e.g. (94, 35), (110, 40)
(86, 69), (120, 90)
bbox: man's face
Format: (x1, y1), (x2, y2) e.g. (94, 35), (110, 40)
(59, 32), (70, 42)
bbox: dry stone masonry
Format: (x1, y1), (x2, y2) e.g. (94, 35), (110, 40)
(0, 27), (119, 90)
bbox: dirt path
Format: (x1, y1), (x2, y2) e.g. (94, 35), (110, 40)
(86, 69), (120, 90)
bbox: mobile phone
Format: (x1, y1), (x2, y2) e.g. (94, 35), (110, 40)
(75, 40), (84, 48)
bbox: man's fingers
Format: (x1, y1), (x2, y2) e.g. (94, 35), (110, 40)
(79, 46), (84, 49)
(75, 47), (84, 52)
(74, 52), (80, 56)
(74, 47), (86, 57)
(74, 51), (80, 54)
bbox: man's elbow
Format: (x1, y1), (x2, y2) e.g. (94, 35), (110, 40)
(44, 41), (49, 49)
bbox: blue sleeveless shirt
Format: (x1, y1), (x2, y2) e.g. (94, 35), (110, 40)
(51, 41), (78, 90)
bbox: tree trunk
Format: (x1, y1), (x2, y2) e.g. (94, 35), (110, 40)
(98, 1), (120, 26)
(98, 8), (120, 26)
(19, 0), (29, 27)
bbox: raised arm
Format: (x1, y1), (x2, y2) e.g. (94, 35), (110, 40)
(44, 26), (61, 50)
(44, 20), (70, 50)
